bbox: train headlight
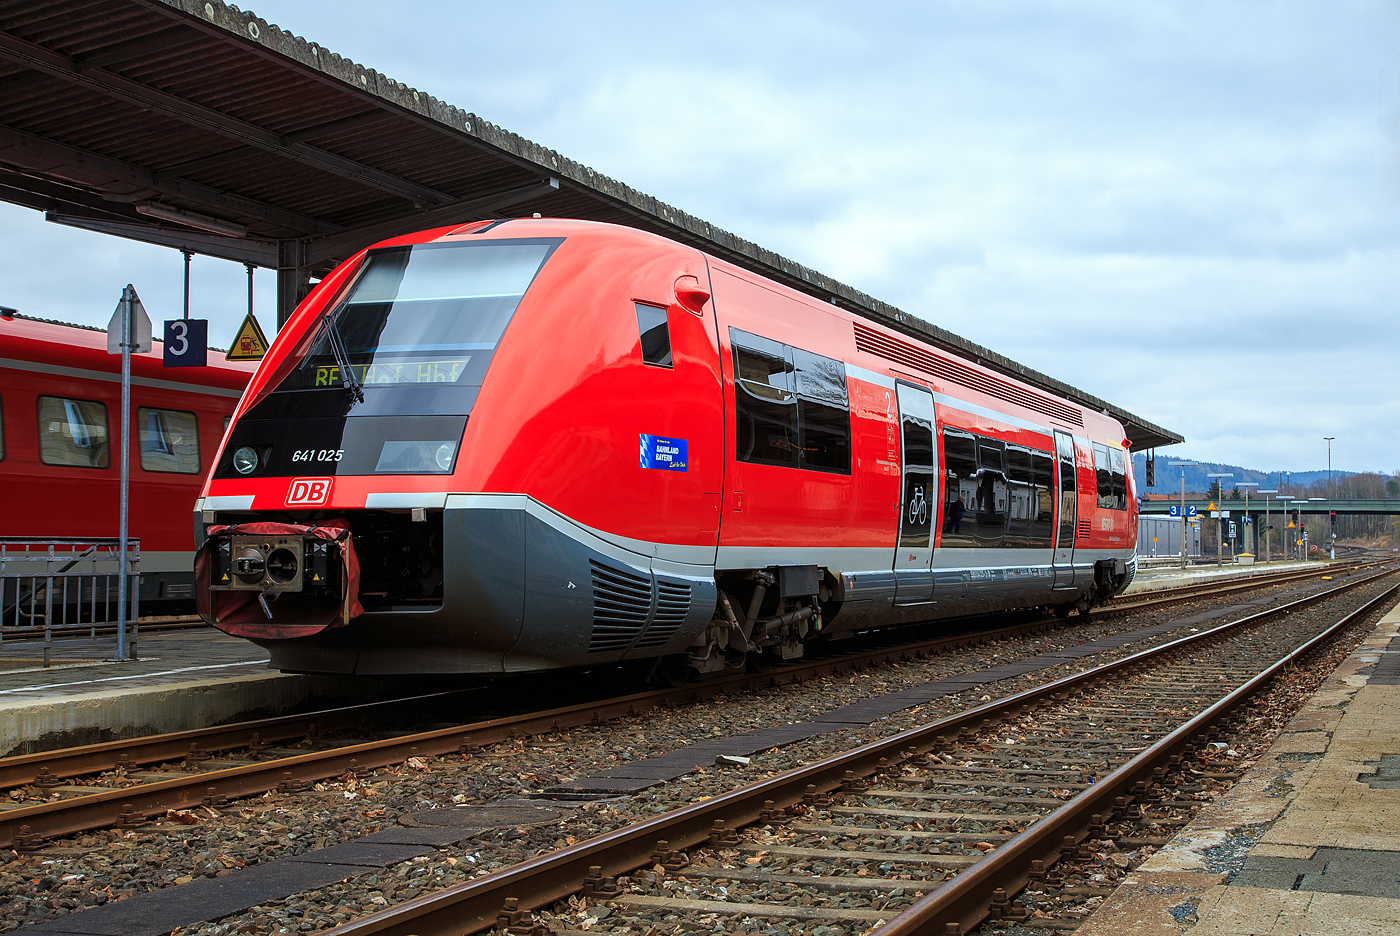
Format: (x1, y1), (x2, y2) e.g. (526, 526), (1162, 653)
(435, 442), (457, 472)
(232, 446), (259, 475)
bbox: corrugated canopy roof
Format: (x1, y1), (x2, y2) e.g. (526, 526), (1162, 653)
(0, 0), (1182, 449)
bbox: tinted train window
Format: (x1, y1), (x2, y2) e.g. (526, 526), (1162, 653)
(1110, 447), (1127, 510)
(1032, 451), (1055, 543)
(138, 408), (201, 474)
(793, 347), (850, 473)
(733, 331), (796, 467)
(1094, 443), (1114, 509)
(731, 329), (850, 474)
(943, 430), (1053, 548)
(37, 395), (109, 469)
(635, 302), (672, 367)
(942, 430), (978, 543)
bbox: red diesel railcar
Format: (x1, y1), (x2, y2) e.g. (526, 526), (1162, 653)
(0, 313), (254, 608)
(195, 219), (1137, 676)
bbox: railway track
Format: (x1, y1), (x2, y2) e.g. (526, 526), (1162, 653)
(314, 565), (1398, 936)
(0, 560), (1373, 853)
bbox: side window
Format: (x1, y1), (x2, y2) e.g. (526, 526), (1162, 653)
(942, 430), (977, 544)
(731, 329), (851, 474)
(138, 407), (201, 474)
(37, 395), (110, 468)
(733, 331), (796, 467)
(792, 347), (850, 474)
(972, 438), (1007, 548)
(1109, 447), (1127, 511)
(635, 302), (672, 368)
(1093, 443), (1113, 509)
(1005, 446), (1034, 544)
(1031, 450), (1055, 545)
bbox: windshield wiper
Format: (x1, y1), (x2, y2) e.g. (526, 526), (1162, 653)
(320, 315), (364, 403)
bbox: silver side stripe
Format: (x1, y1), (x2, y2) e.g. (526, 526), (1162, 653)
(0, 356), (244, 399)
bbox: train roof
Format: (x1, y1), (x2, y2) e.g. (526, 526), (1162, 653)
(0, 312), (255, 391)
(0, 0), (1181, 451)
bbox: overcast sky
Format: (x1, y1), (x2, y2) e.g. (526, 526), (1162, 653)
(2, 1), (1397, 474)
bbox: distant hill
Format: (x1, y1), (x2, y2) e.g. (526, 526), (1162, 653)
(1132, 454), (1349, 497)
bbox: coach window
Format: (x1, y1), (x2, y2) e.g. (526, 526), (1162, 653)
(1109, 447), (1127, 510)
(1005, 446), (1034, 546)
(791, 347), (851, 474)
(973, 438), (1007, 548)
(635, 302), (672, 368)
(37, 395), (109, 468)
(941, 430), (977, 545)
(732, 329), (796, 466)
(1031, 450), (1055, 544)
(138, 408), (201, 474)
(1093, 443), (1114, 509)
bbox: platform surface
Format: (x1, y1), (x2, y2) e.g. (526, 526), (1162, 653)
(1077, 594), (1400, 935)
(1126, 559), (1329, 595)
(0, 628), (356, 756)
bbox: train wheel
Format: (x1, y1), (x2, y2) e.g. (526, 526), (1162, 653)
(1053, 604), (1074, 619)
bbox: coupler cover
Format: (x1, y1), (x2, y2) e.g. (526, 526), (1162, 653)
(196, 520), (363, 639)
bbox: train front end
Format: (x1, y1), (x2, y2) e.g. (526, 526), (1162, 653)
(197, 226), (563, 673)
(195, 220), (721, 675)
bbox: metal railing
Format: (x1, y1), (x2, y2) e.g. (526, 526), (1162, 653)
(0, 538), (140, 667)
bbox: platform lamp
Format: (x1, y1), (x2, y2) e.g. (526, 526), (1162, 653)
(1309, 498), (1328, 559)
(1257, 490), (1278, 562)
(1168, 460), (1199, 568)
(1236, 482), (1258, 558)
(1206, 472), (1234, 564)
(1324, 437), (1335, 559)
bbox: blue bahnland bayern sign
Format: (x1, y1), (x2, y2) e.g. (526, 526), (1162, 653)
(640, 434), (688, 471)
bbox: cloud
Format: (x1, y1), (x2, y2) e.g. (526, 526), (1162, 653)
(2, 0), (1398, 472)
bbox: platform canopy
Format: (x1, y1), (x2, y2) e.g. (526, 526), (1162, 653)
(0, 0), (1182, 450)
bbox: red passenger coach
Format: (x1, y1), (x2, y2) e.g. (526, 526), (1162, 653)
(0, 313), (253, 608)
(196, 219), (1138, 676)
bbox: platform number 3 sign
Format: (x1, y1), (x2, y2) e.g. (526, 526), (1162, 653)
(163, 319), (208, 368)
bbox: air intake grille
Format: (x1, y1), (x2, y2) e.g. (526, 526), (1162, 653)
(589, 560), (651, 652)
(636, 581), (692, 648)
(853, 323), (1084, 427)
(1077, 519), (1092, 539)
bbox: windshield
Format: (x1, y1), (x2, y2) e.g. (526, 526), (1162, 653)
(262, 237), (560, 414)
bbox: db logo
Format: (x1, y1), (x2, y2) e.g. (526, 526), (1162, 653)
(286, 477), (332, 506)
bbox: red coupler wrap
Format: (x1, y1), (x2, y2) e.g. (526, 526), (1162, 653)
(196, 520), (363, 639)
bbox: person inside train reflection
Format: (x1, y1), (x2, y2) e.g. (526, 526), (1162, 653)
(948, 497), (966, 533)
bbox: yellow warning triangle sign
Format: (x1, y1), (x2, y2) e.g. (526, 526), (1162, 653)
(225, 313), (269, 361)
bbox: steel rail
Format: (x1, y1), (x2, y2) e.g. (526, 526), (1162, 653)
(0, 688), (482, 789)
(319, 567), (1396, 936)
(0, 561), (1372, 850)
(3, 558), (1349, 790)
(879, 578), (1400, 935)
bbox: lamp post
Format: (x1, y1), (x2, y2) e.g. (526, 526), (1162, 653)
(1169, 460), (1199, 568)
(1206, 472), (1234, 563)
(1278, 496), (1294, 560)
(1237, 482), (1258, 558)
(1258, 490), (1277, 562)
(1324, 437), (1335, 559)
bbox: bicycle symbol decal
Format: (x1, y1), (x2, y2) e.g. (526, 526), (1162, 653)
(908, 486), (928, 526)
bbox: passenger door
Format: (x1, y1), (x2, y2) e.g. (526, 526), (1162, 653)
(893, 382), (937, 604)
(1052, 430), (1077, 588)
